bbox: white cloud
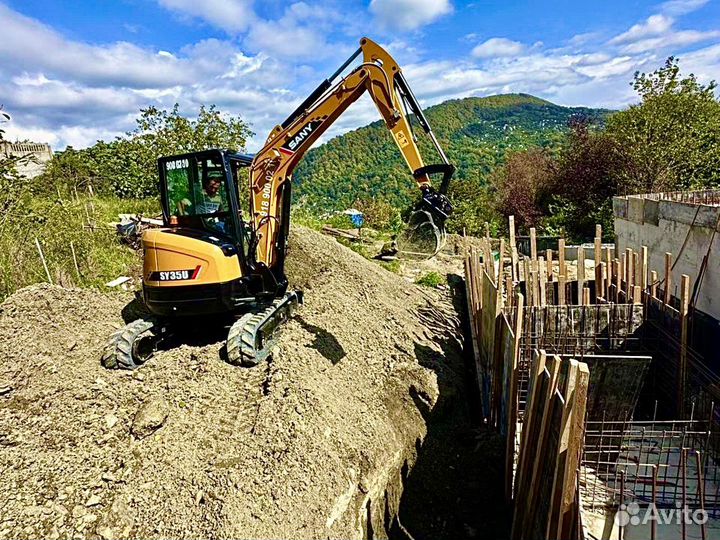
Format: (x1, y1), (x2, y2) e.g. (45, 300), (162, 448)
(157, 0), (255, 33)
(610, 14), (674, 45)
(620, 29), (720, 53)
(0, 3), (199, 89)
(472, 38), (525, 58)
(660, 0), (709, 16)
(369, 0), (452, 31)
(2, 0), (720, 153)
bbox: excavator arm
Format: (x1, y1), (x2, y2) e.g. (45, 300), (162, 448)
(249, 37), (455, 289)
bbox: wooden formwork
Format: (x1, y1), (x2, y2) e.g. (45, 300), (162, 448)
(462, 214), (719, 540)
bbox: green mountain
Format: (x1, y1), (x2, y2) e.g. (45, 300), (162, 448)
(293, 93), (611, 213)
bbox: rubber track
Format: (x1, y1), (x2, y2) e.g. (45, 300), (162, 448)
(226, 295), (294, 367)
(101, 319), (155, 370)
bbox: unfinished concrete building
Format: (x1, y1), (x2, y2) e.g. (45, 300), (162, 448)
(464, 205), (720, 540)
(0, 140), (53, 178)
(614, 190), (720, 321)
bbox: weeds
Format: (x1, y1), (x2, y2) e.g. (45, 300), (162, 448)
(416, 271), (445, 287)
(0, 192), (158, 299)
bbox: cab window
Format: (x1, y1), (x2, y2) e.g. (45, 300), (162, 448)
(164, 156), (231, 236)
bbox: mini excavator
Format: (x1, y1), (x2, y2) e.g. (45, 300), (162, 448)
(101, 37), (455, 370)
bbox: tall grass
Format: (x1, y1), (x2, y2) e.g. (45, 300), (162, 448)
(0, 193), (159, 300)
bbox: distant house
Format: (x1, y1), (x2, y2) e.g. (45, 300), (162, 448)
(0, 141), (53, 178)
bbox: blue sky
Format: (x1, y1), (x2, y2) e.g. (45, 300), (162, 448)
(1, 0), (719, 151)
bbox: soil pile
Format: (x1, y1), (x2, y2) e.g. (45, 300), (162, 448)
(0, 226), (464, 539)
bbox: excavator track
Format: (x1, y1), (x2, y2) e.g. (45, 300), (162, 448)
(101, 318), (161, 370)
(226, 291), (303, 367)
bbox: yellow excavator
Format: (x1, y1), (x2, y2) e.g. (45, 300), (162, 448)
(101, 37), (455, 370)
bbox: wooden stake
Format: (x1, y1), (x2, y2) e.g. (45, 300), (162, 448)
(505, 275), (513, 308)
(530, 227), (537, 261)
(34, 237), (53, 285)
(583, 287), (590, 306)
(577, 246), (585, 304)
(70, 241), (81, 280)
(614, 258), (621, 302)
(594, 235), (601, 272)
(596, 262), (605, 301)
(650, 270), (658, 298)
(509, 215), (518, 282)
(524, 257), (532, 306)
(558, 270), (566, 305)
(558, 238), (566, 278)
(539, 256), (547, 306)
(679, 274), (690, 416)
(626, 248), (634, 291)
(664, 252), (673, 306)
(546, 248), (553, 281)
(641, 246), (648, 291)
(633, 251), (640, 289)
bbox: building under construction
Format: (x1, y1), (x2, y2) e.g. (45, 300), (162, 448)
(464, 190), (720, 539)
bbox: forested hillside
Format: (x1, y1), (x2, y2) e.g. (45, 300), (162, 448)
(293, 94), (610, 213)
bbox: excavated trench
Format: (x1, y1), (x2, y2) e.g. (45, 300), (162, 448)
(0, 227), (508, 539)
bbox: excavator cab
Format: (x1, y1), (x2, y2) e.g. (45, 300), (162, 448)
(159, 150), (251, 247)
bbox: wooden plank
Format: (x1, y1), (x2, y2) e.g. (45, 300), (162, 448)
(558, 362), (590, 540)
(504, 293), (524, 501)
(523, 257), (532, 305)
(548, 359), (581, 539)
(595, 261), (604, 302)
(505, 276), (513, 308)
(633, 284), (641, 304)
(679, 274), (690, 416)
(546, 248), (553, 281)
(531, 356), (567, 539)
(577, 246), (585, 305)
(530, 227), (538, 261)
(512, 352), (554, 539)
(641, 246), (648, 291)
(558, 238), (566, 279)
(664, 252), (673, 306)
(633, 251), (639, 291)
(509, 215), (518, 282)
(558, 271), (566, 306)
(498, 238), (506, 285)
(539, 256), (547, 307)
(650, 270), (658, 298)
(594, 236), (601, 271)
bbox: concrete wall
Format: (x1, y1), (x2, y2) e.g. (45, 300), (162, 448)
(613, 194), (720, 319)
(0, 141), (53, 178)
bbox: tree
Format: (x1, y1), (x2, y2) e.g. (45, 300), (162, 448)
(0, 113), (31, 225)
(41, 105), (253, 198)
(606, 57), (720, 193)
(493, 148), (556, 232)
(548, 116), (625, 240)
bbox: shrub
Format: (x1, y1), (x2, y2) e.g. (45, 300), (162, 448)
(416, 271), (445, 287)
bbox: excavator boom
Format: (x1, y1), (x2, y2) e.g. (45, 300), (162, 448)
(249, 37), (455, 288)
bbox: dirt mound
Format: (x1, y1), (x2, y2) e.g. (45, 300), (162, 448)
(0, 226), (462, 539)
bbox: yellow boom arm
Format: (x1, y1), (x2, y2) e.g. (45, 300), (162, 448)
(249, 37), (453, 279)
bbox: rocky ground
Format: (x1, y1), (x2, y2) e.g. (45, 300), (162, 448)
(0, 226), (507, 539)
